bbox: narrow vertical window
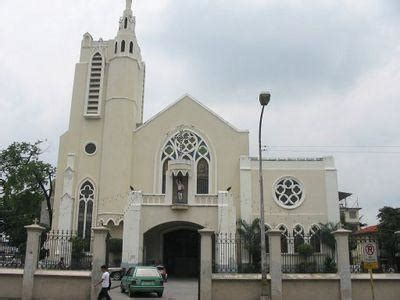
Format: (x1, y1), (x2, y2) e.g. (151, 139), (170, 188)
(114, 42), (118, 54)
(310, 225), (321, 253)
(279, 225), (289, 253)
(86, 53), (103, 115)
(293, 225), (305, 253)
(196, 158), (209, 194)
(77, 180), (95, 242)
(124, 17), (128, 29)
(121, 40), (125, 52)
(129, 41), (133, 54)
(162, 159), (169, 194)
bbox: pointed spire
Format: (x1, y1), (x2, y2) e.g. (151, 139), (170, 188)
(126, 0), (132, 10)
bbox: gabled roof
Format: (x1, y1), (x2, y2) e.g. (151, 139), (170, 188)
(134, 94), (249, 133)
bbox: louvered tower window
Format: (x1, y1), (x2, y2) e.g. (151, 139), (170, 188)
(86, 52), (103, 115)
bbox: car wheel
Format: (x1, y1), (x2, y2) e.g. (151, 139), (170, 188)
(113, 272), (121, 281)
(157, 292), (163, 297)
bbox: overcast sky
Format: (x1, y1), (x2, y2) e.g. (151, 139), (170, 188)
(1, 0), (399, 225)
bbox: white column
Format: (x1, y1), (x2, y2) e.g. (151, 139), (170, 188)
(216, 191), (237, 272)
(240, 156), (252, 223)
(324, 156), (340, 223)
(58, 153), (75, 231)
(122, 191), (142, 267)
(333, 229), (352, 300)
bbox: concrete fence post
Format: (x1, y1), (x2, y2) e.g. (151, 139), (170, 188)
(199, 228), (214, 300)
(267, 229), (282, 300)
(91, 226), (110, 300)
(333, 229), (352, 300)
(22, 222), (45, 300)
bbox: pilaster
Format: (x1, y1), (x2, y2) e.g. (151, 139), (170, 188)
(122, 191), (143, 267)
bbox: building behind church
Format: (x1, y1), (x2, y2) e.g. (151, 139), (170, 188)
(52, 0), (340, 275)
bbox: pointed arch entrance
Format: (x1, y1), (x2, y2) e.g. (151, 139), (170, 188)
(143, 221), (203, 278)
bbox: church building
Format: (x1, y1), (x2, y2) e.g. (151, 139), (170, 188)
(52, 1), (340, 275)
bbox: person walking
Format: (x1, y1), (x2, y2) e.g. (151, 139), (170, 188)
(94, 265), (111, 300)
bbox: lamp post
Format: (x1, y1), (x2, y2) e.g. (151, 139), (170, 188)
(258, 92), (270, 299)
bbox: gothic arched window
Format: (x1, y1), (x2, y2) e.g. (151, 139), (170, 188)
(279, 225), (289, 253)
(160, 129), (211, 193)
(86, 52), (103, 115)
(121, 40), (125, 52)
(197, 158), (209, 194)
(129, 41), (134, 54)
(77, 180), (95, 240)
(293, 224), (305, 253)
(309, 224), (321, 253)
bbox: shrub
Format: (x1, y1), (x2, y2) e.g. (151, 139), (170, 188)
(297, 243), (314, 259)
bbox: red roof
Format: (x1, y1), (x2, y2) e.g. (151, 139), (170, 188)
(354, 225), (378, 235)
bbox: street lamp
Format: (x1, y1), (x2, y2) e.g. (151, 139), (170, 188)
(258, 91), (270, 299)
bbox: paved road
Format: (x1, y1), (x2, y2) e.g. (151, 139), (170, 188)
(110, 278), (198, 300)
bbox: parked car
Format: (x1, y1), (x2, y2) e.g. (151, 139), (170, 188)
(120, 266), (164, 298)
(108, 267), (124, 281)
(156, 265), (168, 282)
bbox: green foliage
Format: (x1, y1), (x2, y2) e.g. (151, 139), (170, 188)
(323, 256), (337, 273)
(377, 206), (400, 262)
(108, 238), (123, 253)
(237, 218), (261, 266)
(297, 243), (314, 259)
(0, 141), (55, 247)
(318, 222), (340, 254)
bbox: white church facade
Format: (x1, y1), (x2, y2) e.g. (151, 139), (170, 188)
(52, 1), (340, 273)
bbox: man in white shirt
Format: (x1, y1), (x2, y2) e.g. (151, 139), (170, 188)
(94, 265), (111, 300)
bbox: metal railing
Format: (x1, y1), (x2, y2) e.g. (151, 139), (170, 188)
(213, 232), (337, 274)
(0, 244), (24, 268)
(213, 233), (268, 273)
(38, 230), (92, 270)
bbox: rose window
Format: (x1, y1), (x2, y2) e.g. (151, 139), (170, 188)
(273, 177), (304, 208)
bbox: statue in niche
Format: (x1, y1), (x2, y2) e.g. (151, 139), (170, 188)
(176, 178), (185, 203)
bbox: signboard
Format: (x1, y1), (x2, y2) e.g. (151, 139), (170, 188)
(363, 242), (378, 270)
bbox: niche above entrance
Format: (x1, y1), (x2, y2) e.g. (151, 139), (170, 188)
(165, 159), (193, 206)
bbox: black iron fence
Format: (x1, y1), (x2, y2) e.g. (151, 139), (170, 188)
(38, 230), (92, 270)
(213, 233), (267, 273)
(0, 243), (24, 268)
(349, 235), (399, 273)
(213, 232), (337, 274)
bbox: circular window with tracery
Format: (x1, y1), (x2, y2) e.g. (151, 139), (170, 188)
(273, 176), (304, 209)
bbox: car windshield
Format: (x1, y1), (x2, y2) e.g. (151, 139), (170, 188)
(136, 268), (160, 277)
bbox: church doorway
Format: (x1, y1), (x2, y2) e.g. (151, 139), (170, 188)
(143, 221), (202, 278)
(163, 229), (200, 277)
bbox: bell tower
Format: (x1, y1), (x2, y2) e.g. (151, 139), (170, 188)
(99, 0), (145, 213)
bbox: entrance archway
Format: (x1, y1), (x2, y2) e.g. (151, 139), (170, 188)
(163, 229), (199, 277)
(143, 221), (202, 278)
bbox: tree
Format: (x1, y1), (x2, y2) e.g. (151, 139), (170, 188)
(0, 141), (55, 247)
(318, 222), (340, 255)
(377, 206), (400, 264)
(237, 218), (261, 268)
